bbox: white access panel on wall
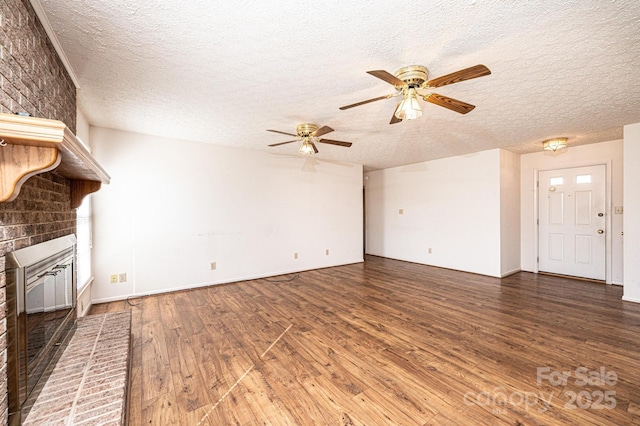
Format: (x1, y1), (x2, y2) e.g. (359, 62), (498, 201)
(539, 165), (606, 280)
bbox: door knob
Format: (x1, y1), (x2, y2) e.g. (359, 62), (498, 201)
(597, 229), (604, 234)
(598, 212), (604, 217)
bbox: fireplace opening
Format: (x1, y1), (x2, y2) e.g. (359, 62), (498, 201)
(6, 235), (78, 425)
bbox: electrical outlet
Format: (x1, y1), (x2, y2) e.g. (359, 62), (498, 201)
(615, 206), (624, 214)
(294, 252), (298, 260)
(210, 261), (216, 270)
(119, 273), (127, 283)
(110, 274), (118, 284)
(325, 249), (329, 255)
(428, 248), (432, 254)
(399, 208), (404, 215)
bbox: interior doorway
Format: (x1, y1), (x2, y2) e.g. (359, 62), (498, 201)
(538, 164), (606, 281)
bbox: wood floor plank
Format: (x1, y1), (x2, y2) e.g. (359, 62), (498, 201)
(301, 375), (368, 426)
(289, 330), (369, 397)
(140, 320), (175, 406)
(167, 330), (211, 413)
(237, 369), (298, 424)
(90, 255), (640, 425)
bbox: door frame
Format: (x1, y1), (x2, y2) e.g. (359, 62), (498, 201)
(533, 160), (613, 283)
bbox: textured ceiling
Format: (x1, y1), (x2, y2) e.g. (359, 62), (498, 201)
(36, 0), (640, 171)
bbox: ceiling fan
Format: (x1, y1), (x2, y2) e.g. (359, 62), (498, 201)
(339, 64), (491, 124)
(267, 123), (353, 155)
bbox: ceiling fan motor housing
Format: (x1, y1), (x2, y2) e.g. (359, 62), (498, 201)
(394, 65), (429, 90)
(296, 123), (319, 137)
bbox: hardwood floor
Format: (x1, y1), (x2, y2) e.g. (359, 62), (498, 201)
(90, 256), (640, 425)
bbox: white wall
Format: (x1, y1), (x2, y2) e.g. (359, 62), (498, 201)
(365, 149), (516, 277)
(520, 140), (624, 284)
(75, 107), (92, 317)
(500, 149), (521, 276)
(76, 108), (91, 145)
(623, 124), (640, 302)
(90, 127), (363, 302)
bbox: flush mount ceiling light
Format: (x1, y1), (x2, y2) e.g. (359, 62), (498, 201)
(339, 64), (491, 124)
(266, 123), (353, 156)
(542, 137), (568, 151)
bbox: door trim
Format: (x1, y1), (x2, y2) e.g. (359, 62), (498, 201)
(533, 161), (613, 284)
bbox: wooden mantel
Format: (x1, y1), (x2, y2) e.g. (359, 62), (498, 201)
(0, 113), (110, 208)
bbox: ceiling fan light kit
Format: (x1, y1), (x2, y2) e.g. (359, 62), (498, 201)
(395, 88), (422, 120)
(298, 140), (316, 156)
(542, 137), (568, 152)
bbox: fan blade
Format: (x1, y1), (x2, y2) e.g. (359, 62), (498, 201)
(367, 70), (407, 87)
(426, 64), (491, 88)
(389, 103), (402, 124)
(317, 138), (352, 147)
(268, 140), (298, 147)
(267, 129), (298, 137)
(311, 142), (319, 154)
(312, 126), (334, 137)
(425, 93), (476, 114)
(339, 94), (393, 110)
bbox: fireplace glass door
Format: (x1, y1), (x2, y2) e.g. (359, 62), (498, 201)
(23, 248), (74, 390)
(6, 235), (77, 424)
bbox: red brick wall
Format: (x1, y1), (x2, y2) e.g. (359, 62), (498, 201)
(0, 0), (77, 423)
(0, 0), (76, 129)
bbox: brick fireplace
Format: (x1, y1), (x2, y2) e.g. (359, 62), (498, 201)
(0, 0), (78, 423)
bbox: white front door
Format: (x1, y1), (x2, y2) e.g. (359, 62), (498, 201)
(539, 165), (606, 280)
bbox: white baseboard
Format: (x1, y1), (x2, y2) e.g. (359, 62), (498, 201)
(77, 277), (94, 299)
(500, 269), (521, 278)
(91, 258), (365, 305)
(77, 277), (94, 317)
(79, 301), (93, 317)
(622, 295), (640, 304)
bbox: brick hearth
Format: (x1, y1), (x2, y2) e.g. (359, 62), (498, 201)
(22, 312), (131, 425)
